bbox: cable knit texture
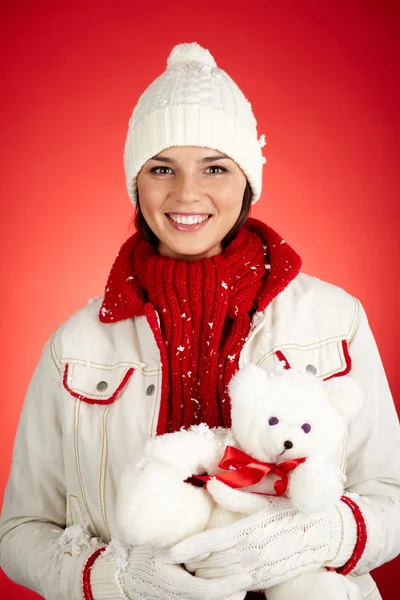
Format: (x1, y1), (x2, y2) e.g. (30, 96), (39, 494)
(133, 227), (266, 432)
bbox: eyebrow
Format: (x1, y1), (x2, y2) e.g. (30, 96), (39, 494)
(149, 153), (231, 164)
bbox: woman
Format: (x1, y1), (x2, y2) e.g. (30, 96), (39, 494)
(1, 42), (399, 600)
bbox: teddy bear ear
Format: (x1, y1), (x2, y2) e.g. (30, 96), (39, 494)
(324, 375), (365, 422)
(228, 363), (271, 406)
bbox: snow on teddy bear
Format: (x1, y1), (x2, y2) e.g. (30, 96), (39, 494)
(115, 363), (364, 600)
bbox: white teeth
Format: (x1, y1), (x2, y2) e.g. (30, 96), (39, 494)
(169, 214), (208, 225)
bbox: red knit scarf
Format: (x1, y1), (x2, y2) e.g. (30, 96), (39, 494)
(133, 228), (267, 433)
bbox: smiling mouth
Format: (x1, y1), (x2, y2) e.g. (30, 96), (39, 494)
(166, 213), (212, 232)
(167, 213), (212, 225)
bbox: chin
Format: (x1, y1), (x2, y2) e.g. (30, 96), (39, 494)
(176, 247), (215, 260)
(163, 240), (221, 260)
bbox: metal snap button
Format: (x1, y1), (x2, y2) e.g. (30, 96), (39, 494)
(96, 381), (108, 392)
(306, 364), (317, 375)
(146, 384), (155, 396)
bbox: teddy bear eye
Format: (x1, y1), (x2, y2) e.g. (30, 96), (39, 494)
(301, 423), (311, 433)
(268, 416), (279, 426)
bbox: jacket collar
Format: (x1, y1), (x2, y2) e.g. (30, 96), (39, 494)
(99, 218), (302, 324)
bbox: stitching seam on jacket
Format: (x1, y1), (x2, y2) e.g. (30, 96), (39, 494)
(348, 298), (361, 345)
(74, 398), (101, 537)
(322, 339), (345, 379)
(257, 338), (345, 375)
(68, 494), (87, 527)
(66, 494), (72, 525)
(99, 404), (111, 538)
(364, 585), (378, 599)
(50, 330), (62, 372)
(258, 335), (351, 356)
(69, 363), (132, 399)
(340, 432), (348, 475)
(61, 357), (158, 373)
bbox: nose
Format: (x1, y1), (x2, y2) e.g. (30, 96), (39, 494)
(284, 440), (293, 450)
(174, 173), (201, 204)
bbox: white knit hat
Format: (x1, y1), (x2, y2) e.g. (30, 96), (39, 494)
(124, 42), (266, 206)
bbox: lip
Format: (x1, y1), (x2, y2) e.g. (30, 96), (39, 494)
(167, 212), (211, 216)
(166, 213), (211, 232)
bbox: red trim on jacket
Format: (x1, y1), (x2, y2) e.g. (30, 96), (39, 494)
(275, 341), (351, 380)
(82, 546), (106, 600)
(143, 303), (170, 435)
(63, 364), (135, 405)
(324, 340), (352, 381)
(275, 350), (291, 369)
(326, 495), (367, 576)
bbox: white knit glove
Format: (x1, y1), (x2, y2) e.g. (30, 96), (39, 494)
(170, 480), (357, 592)
(90, 538), (252, 600)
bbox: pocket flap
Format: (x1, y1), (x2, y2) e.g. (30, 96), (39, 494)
(263, 339), (351, 380)
(62, 361), (134, 404)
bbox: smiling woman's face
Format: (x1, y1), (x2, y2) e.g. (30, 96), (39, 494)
(136, 146), (247, 260)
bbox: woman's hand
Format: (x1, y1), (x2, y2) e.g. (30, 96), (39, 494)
(169, 480), (349, 592)
(120, 545), (251, 600)
(207, 478), (276, 515)
(90, 539), (251, 600)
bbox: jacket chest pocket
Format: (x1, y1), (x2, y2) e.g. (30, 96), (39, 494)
(62, 361), (135, 404)
(61, 361), (137, 539)
(260, 338), (351, 381)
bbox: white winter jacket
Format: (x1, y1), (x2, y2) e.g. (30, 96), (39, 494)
(1, 222), (400, 600)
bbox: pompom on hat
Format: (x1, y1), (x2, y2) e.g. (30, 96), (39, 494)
(124, 42), (267, 206)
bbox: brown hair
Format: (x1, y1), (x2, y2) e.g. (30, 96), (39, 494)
(131, 179), (253, 251)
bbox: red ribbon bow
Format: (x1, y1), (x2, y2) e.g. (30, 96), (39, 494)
(191, 446), (306, 496)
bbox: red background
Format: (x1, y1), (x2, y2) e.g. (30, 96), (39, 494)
(0, 0), (399, 598)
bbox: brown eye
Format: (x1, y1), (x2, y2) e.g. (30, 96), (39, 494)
(207, 166), (227, 174)
(151, 166), (172, 174)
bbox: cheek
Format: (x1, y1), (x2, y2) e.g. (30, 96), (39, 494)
(139, 193), (165, 219)
(210, 199), (242, 240)
(136, 174), (166, 212)
(214, 188), (243, 216)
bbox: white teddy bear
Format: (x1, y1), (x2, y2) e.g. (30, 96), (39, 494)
(116, 363), (364, 599)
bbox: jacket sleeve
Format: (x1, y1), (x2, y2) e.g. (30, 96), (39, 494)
(345, 299), (400, 574)
(0, 334), (105, 600)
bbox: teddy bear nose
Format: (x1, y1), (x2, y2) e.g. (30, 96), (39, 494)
(284, 440), (293, 449)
